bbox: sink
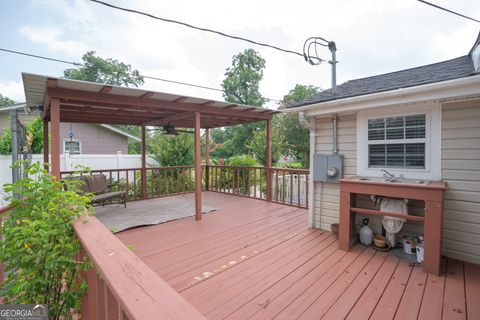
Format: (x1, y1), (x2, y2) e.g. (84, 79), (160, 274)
(357, 177), (431, 185)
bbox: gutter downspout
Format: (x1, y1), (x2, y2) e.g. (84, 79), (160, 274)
(299, 112), (316, 228)
(332, 114), (338, 154)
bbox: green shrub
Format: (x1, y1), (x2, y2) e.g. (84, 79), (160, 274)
(0, 162), (93, 319)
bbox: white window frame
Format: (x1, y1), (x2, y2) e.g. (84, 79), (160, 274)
(63, 140), (82, 155)
(357, 103), (441, 180)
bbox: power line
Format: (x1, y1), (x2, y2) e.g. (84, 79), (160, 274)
(0, 47), (282, 103)
(417, 0), (480, 24)
(88, 0), (307, 58)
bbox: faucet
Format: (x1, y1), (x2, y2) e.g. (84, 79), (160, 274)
(381, 169), (395, 179)
(381, 170), (404, 182)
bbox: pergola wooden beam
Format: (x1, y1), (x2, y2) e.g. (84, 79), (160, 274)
(140, 92), (154, 99)
(265, 119), (272, 201)
(41, 78), (58, 120)
(143, 112), (193, 126)
(141, 126), (147, 199)
(194, 112), (202, 220)
(50, 98), (61, 179)
(47, 88), (271, 121)
(51, 97), (270, 122)
(99, 86), (112, 94)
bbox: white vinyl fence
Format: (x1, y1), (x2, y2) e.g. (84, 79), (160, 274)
(272, 173), (308, 206)
(0, 152), (158, 204)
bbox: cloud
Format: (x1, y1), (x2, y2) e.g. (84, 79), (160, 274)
(14, 0), (480, 109)
(0, 79), (25, 102)
(19, 25), (88, 57)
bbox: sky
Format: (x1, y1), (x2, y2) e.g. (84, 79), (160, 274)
(0, 0), (479, 109)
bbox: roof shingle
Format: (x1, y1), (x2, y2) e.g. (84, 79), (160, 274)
(290, 55), (475, 108)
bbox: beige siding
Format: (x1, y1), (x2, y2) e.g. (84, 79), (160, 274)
(313, 114), (357, 230)
(441, 101), (480, 264)
(312, 101), (480, 264)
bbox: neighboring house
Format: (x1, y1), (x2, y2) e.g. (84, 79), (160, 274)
(285, 32), (480, 264)
(0, 104), (140, 154)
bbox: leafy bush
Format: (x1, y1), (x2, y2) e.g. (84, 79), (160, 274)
(0, 162), (93, 319)
(276, 162), (304, 169)
(0, 117), (44, 155)
(149, 133), (194, 167)
(247, 129), (284, 166)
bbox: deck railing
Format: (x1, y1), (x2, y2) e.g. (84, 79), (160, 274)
(60, 165), (309, 209)
(74, 215), (207, 320)
(205, 165), (309, 208)
(61, 166), (198, 201)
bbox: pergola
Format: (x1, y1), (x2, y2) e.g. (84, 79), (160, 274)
(22, 73), (277, 219)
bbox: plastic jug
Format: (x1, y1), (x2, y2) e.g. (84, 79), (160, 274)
(359, 218), (373, 246)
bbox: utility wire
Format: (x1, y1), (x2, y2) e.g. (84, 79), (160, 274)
(0, 47), (282, 103)
(417, 0), (480, 24)
(88, 0), (305, 58)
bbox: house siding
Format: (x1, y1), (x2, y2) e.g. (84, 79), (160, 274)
(441, 100), (480, 264)
(313, 114), (357, 230)
(59, 123), (128, 154)
(312, 101), (480, 264)
(0, 113), (129, 154)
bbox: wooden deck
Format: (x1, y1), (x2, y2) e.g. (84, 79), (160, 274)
(116, 192), (480, 320)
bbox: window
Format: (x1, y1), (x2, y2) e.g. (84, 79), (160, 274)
(64, 141), (81, 154)
(357, 104), (441, 180)
(367, 114), (426, 168)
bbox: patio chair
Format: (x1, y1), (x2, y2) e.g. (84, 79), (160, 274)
(71, 174), (127, 208)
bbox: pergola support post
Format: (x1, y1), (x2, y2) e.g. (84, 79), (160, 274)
(265, 119), (272, 201)
(194, 112), (202, 220)
(50, 98), (61, 179)
(141, 126), (147, 200)
(205, 128), (210, 191)
(43, 120), (49, 170)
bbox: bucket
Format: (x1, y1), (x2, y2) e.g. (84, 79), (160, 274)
(402, 235), (417, 255)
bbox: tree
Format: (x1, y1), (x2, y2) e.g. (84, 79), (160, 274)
(148, 133), (194, 167)
(247, 128), (284, 166)
(222, 48), (266, 107)
(64, 51), (144, 87)
(276, 84), (320, 168)
(0, 94), (14, 106)
(63, 51), (144, 152)
(219, 49), (267, 156)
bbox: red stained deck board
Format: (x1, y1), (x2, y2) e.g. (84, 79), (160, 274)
(189, 229), (328, 310)
(322, 252), (390, 320)
(465, 262), (480, 320)
(417, 259), (447, 320)
(165, 218), (308, 289)
(344, 255), (399, 320)
(370, 260), (413, 320)
(297, 249), (382, 320)
(181, 227), (320, 301)
(393, 264), (428, 320)
(229, 240), (342, 320)
(115, 192), (479, 320)
(274, 246), (368, 320)
(443, 259), (467, 320)
(148, 208), (304, 274)
(206, 235), (338, 319)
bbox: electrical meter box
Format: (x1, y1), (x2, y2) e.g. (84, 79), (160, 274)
(313, 153), (344, 183)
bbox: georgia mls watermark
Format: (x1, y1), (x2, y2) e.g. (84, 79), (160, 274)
(0, 305), (47, 320)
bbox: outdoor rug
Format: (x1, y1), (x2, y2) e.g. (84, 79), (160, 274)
(94, 196), (216, 233)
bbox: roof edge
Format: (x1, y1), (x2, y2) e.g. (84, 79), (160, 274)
(283, 74), (480, 116)
(100, 124), (141, 142)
